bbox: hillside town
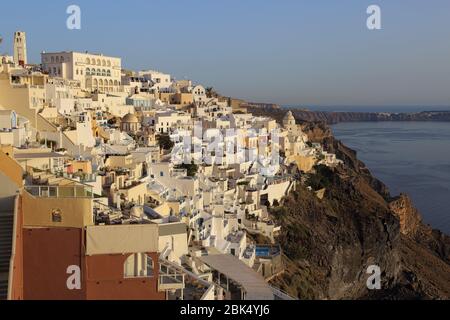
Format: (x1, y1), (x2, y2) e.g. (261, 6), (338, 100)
(0, 31), (342, 300)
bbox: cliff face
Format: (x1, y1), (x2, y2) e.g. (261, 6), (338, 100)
(247, 105), (450, 125)
(270, 169), (401, 299)
(292, 110), (450, 124)
(390, 195), (450, 265)
(389, 195), (422, 237)
(264, 118), (450, 300)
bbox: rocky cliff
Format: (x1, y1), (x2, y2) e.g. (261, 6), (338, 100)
(288, 110), (450, 124)
(256, 110), (450, 300)
(247, 105), (450, 125)
(389, 195), (422, 237)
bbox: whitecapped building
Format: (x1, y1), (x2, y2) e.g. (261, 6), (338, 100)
(41, 51), (122, 93)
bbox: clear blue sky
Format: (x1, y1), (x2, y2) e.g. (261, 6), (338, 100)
(1, 0), (450, 107)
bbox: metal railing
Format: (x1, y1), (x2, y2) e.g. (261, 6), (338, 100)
(25, 185), (94, 198)
(270, 285), (298, 300)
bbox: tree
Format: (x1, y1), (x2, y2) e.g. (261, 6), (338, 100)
(307, 165), (334, 191)
(175, 162), (199, 177)
(205, 87), (219, 99)
(107, 117), (118, 126)
(156, 134), (174, 151)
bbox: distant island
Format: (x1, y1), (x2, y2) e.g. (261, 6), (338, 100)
(247, 103), (450, 124)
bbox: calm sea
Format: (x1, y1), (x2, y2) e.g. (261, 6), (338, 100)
(332, 121), (450, 235)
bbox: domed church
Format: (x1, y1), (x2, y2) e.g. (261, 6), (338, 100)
(282, 111), (297, 132)
(120, 113), (141, 134)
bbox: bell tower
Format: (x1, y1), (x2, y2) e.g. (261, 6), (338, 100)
(13, 31), (27, 66)
(283, 111), (297, 132)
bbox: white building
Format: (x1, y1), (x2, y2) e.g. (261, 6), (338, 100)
(41, 51), (122, 93)
(192, 85), (207, 104)
(138, 70), (172, 92)
(0, 110), (32, 147)
(63, 112), (96, 148)
(0, 55), (14, 65)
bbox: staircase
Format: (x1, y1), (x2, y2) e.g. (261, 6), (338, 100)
(0, 211), (14, 300)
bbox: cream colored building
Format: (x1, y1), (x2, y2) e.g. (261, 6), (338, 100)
(41, 51), (122, 93)
(0, 55), (14, 65)
(0, 64), (47, 126)
(154, 111), (192, 134)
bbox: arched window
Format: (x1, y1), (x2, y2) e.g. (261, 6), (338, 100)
(61, 56), (64, 62)
(86, 68), (90, 76)
(56, 56), (59, 63)
(86, 58), (91, 65)
(97, 69), (101, 76)
(124, 253), (154, 278)
(97, 59), (101, 65)
(91, 59), (96, 66)
(102, 60), (106, 66)
(102, 69), (106, 76)
(107, 60), (111, 67)
(107, 70), (111, 77)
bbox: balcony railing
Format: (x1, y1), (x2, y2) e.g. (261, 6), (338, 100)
(25, 185), (94, 198)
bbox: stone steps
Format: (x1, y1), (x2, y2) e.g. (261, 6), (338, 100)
(0, 211), (14, 294)
(0, 278), (8, 300)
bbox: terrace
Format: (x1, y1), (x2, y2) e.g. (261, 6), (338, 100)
(25, 184), (94, 198)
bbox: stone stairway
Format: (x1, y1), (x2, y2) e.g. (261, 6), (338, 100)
(0, 211), (14, 300)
